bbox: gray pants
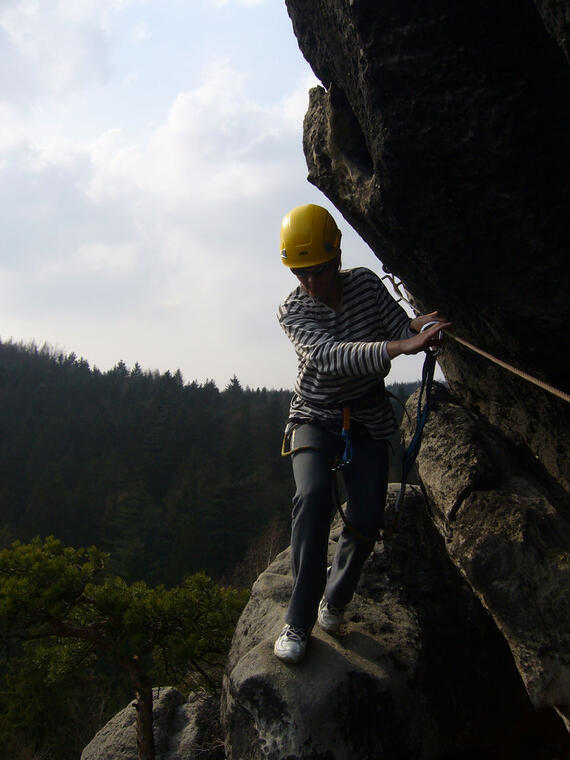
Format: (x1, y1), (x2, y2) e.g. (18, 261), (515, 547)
(285, 423), (389, 630)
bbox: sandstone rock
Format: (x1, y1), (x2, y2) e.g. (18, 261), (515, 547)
(221, 486), (567, 759)
(80, 687), (223, 760)
(534, 0), (570, 63)
(402, 385), (570, 720)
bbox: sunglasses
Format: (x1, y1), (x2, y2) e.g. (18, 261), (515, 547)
(291, 259), (337, 278)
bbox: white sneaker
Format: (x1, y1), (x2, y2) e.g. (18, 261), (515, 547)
(273, 624), (310, 664)
(318, 597), (344, 634)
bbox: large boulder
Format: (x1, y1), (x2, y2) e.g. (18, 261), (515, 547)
(221, 487), (568, 759)
(401, 384), (570, 721)
(80, 687), (223, 760)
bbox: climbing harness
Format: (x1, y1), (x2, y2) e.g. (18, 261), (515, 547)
(281, 406), (377, 545)
(280, 381), (386, 461)
(280, 312), (445, 541)
(331, 408), (378, 544)
(331, 407), (379, 544)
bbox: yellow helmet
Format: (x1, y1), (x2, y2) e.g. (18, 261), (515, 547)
(280, 204), (342, 268)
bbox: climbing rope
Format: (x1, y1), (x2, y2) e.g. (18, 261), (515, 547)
(381, 271), (570, 404)
(446, 333), (570, 403)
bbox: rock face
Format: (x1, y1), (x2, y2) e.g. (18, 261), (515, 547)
(401, 386), (570, 718)
(285, 0), (570, 494)
(80, 687), (223, 760)
(222, 488), (568, 759)
(534, 0), (570, 63)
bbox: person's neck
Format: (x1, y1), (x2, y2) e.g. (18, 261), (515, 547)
(320, 277), (342, 311)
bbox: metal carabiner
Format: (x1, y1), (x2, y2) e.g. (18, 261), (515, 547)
(420, 320), (444, 357)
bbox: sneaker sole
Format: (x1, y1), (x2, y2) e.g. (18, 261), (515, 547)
(273, 646), (306, 664)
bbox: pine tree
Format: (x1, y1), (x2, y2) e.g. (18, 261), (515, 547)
(0, 537), (248, 760)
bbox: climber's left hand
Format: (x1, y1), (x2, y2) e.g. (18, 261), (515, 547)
(410, 311), (447, 333)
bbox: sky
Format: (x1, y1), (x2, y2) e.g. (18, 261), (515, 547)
(0, 0), (428, 390)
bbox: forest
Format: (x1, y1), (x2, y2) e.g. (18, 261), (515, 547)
(0, 338), (418, 759)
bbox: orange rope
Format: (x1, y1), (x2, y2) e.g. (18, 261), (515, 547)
(447, 333), (570, 403)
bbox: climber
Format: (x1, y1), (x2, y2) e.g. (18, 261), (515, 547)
(274, 203), (451, 664)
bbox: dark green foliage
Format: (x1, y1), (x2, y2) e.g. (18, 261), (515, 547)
(0, 340), (293, 584)
(0, 537), (248, 760)
(0, 339), (419, 579)
(388, 380), (420, 411)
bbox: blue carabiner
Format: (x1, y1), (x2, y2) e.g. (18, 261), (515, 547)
(340, 406), (352, 467)
(341, 425), (353, 466)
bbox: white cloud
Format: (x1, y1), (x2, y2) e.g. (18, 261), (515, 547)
(75, 241), (139, 273)
(0, 1), (427, 389)
(131, 20), (150, 41)
(211, 0), (267, 7)
(0, 55), (318, 385)
(0, 0), (145, 103)
(74, 58), (312, 239)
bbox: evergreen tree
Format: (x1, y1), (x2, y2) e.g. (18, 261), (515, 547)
(0, 537), (248, 760)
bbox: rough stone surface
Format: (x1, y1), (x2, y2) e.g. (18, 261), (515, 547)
(401, 385), (570, 717)
(285, 0), (570, 494)
(80, 687), (223, 760)
(221, 486), (569, 759)
(534, 0), (570, 63)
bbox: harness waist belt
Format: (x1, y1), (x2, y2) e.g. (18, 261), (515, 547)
(301, 382), (386, 412)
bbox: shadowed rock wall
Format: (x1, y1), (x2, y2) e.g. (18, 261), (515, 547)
(400, 385), (570, 720)
(534, 0), (570, 63)
(285, 0), (570, 494)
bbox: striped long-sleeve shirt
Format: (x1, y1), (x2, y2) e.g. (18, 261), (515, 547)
(277, 267), (414, 440)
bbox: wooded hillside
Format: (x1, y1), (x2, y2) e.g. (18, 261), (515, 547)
(0, 339), (417, 588)
(0, 340), (294, 585)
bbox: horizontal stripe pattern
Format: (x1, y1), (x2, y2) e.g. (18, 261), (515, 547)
(278, 267), (414, 439)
